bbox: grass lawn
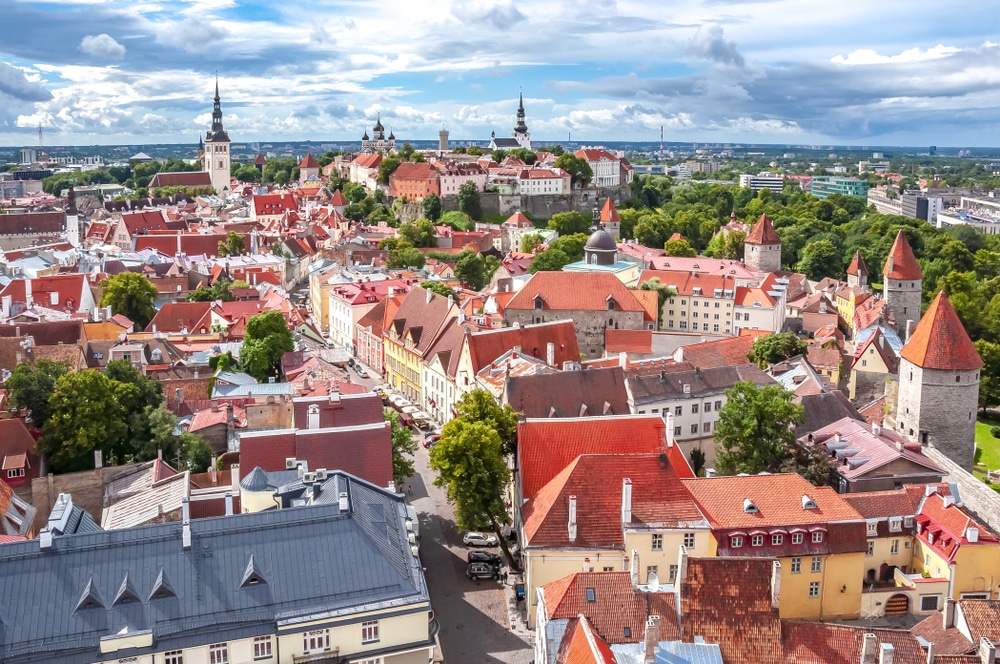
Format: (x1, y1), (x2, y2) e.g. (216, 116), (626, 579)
(975, 413), (1000, 470)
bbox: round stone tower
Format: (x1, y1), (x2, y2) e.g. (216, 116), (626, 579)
(743, 214), (781, 273)
(882, 229), (923, 335)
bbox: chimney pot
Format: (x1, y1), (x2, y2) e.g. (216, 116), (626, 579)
(862, 633), (878, 664)
(621, 478), (633, 525)
(944, 597), (956, 629)
(338, 491), (349, 512)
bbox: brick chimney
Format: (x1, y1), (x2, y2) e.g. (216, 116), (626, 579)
(643, 615), (661, 663)
(568, 495), (577, 542)
(621, 478), (632, 525)
(980, 638), (996, 664)
(861, 633), (878, 664)
(943, 597), (956, 628)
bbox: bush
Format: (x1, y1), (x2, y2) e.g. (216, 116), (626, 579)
(991, 427), (1000, 439)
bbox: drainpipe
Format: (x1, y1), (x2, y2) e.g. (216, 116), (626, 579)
(948, 563), (956, 600)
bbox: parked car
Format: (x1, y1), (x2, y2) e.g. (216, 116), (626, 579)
(466, 562), (499, 580)
(423, 434), (441, 449)
(463, 532), (498, 547)
(467, 551), (502, 565)
(353, 363), (369, 379)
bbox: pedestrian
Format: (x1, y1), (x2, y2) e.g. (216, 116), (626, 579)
(407, 484), (412, 496)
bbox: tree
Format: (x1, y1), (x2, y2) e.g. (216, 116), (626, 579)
(100, 272), (157, 330)
(429, 419), (514, 563)
(378, 155), (402, 184)
(714, 381), (804, 476)
(554, 154), (593, 186)
(384, 408), (418, 485)
(976, 339), (1000, 414)
(41, 370), (129, 473)
(105, 359), (165, 452)
(458, 182), (482, 221)
(748, 333), (808, 368)
(422, 193), (442, 221)
(689, 448), (706, 477)
(240, 310), (294, 381)
(439, 210), (473, 231)
(399, 219), (438, 248)
(187, 277), (235, 302)
(547, 211), (590, 236)
(388, 243), (426, 269)
(139, 405), (213, 472)
(217, 231), (247, 257)
(639, 278), (677, 329)
(234, 165), (262, 183)
(521, 233), (543, 254)
(455, 249), (488, 291)
(705, 230), (746, 260)
(663, 237), (697, 257)
(453, 389), (519, 456)
(797, 239), (843, 280)
(420, 281), (456, 299)
(547, 233), (589, 262)
(5, 359), (70, 425)
(528, 248), (570, 273)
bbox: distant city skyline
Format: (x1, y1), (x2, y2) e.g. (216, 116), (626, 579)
(0, 0), (998, 148)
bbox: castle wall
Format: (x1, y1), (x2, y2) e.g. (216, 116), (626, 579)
(895, 360), (979, 469)
(883, 278), (922, 332)
(744, 242), (781, 272)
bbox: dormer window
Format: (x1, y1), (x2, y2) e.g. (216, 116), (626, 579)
(743, 498), (758, 514)
(866, 521), (878, 536)
(811, 531), (824, 543)
(801, 495), (817, 510)
(889, 518), (902, 532)
(731, 535), (743, 548)
(533, 295), (543, 310)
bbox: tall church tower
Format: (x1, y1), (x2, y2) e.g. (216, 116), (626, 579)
(895, 291), (982, 468)
(882, 229), (922, 334)
(513, 90), (531, 150)
(65, 183), (80, 247)
(204, 78), (231, 196)
(743, 213), (781, 272)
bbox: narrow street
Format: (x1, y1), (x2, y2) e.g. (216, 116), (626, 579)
(409, 436), (534, 663)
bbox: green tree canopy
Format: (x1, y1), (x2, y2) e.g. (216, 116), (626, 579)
(100, 271), (158, 330)
(455, 249), (488, 291)
(714, 381), (805, 476)
(217, 231), (247, 257)
(458, 181), (482, 221)
(453, 389), (520, 457)
(384, 408), (418, 486)
(976, 339), (1000, 414)
(638, 278), (677, 329)
(5, 359), (70, 426)
(398, 219), (438, 248)
(41, 370), (130, 473)
(554, 154), (593, 185)
(547, 211), (590, 237)
(429, 418), (513, 562)
(378, 155), (402, 184)
(422, 193), (442, 221)
(139, 405), (213, 472)
(240, 310), (294, 381)
(528, 248), (570, 273)
(663, 237), (697, 257)
(438, 210), (473, 231)
(547, 233), (589, 263)
(387, 243), (426, 269)
(420, 281), (457, 299)
(521, 233), (544, 254)
(748, 333), (808, 368)
(797, 239), (843, 280)
(705, 230), (746, 260)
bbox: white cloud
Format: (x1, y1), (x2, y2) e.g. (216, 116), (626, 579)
(79, 34), (127, 60)
(831, 44), (961, 66)
(155, 17), (228, 53)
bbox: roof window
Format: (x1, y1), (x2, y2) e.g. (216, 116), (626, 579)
(743, 498), (758, 514)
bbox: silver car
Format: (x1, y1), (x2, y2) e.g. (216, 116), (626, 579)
(463, 531), (499, 547)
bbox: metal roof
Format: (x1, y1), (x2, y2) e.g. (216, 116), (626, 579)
(0, 479), (429, 663)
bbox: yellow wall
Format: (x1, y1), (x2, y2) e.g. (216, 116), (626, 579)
(863, 535), (913, 578)
(623, 529), (711, 579)
(953, 546), (1000, 598)
(385, 335), (423, 402)
(242, 488), (277, 513)
(525, 549), (624, 628)
(773, 551), (864, 620)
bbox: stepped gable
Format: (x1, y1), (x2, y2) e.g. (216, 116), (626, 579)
(745, 214), (780, 245)
(882, 229), (922, 280)
(900, 291), (982, 371)
(846, 251), (867, 277)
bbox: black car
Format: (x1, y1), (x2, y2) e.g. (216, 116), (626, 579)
(467, 551), (502, 565)
(466, 562), (499, 580)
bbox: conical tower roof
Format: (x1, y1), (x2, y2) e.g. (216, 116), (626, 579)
(900, 291), (981, 370)
(847, 250), (868, 277)
(883, 229), (922, 280)
(746, 214), (780, 245)
(599, 198), (620, 223)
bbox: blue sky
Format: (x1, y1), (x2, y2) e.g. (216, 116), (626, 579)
(1, 0), (999, 147)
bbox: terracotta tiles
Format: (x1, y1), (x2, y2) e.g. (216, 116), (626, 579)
(882, 229), (922, 280)
(746, 214), (781, 245)
(900, 291), (982, 371)
(958, 599), (1000, 644)
(506, 272), (646, 313)
(780, 623), (927, 663)
(911, 611), (973, 655)
(556, 616), (618, 664)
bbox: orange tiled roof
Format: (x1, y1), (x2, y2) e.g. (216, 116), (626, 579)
(675, 335), (756, 369)
(780, 622), (928, 664)
(599, 198), (619, 223)
(555, 616), (618, 664)
(959, 600), (1000, 645)
(604, 329), (652, 354)
(746, 214), (780, 245)
(846, 250), (868, 277)
(900, 291), (982, 370)
(840, 487), (922, 520)
(681, 474), (863, 528)
(918, 491), (998, 562)
(507, 272), (646, 313)
(299, 153), (319, 169)
(882, 229), (922, 280)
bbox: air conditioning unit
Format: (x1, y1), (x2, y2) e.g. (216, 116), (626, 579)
(285, 457), (298, 470)
(302, 472), (317, 484)
(315, 469), (328, 481)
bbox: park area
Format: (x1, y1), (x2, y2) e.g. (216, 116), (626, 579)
(974, 414), (1000, 487)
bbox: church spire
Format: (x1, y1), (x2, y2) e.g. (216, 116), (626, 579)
(514, 88), (528, 135)
(207, 76), (229, 142)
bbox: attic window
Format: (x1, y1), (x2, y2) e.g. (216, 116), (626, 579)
(74, 578), (105, 612)
(623, 627), (632, 638)
(240, 554), (267, 588)
(112, 574), (141, 606)
(149, 569), (176, 600)
(743, 498), (758, 514)
(586, 588), (596, 602)
(801, 495), (817, 510)
(533, 295), (543, 310)
(889, 518), (902, 532)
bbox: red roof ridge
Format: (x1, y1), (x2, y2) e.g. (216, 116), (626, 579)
(900, 291), (982, 370)
(746, 214), (780, 245)
(847, 250), (868, 277)
(882, 229), (922, 280)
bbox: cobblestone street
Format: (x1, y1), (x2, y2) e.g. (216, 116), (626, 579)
(409, 438), (534, 664)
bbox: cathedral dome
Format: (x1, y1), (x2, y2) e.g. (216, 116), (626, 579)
(585, 227), (617, 252)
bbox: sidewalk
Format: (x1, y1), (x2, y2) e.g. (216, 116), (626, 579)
(503, 573), (532, 639)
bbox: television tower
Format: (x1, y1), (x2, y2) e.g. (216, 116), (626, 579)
(38, 125), (42, 149)
(659, 126), (663, 159)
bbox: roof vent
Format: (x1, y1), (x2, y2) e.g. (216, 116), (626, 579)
(149, 568), (176, 600)
(743, 498), (758, 514)
(74, 578), (105, 612)
(112, 573), (141, 606)
(802, 495), (817, 510)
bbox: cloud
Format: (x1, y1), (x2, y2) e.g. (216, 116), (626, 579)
(155, 17), (228, 53)
(688, 24), (745, 66)
(0, 61), (53, 102)
(79, 34), (127, 60)
(452, 1), (526, 30)
(831, 44), (961, 66)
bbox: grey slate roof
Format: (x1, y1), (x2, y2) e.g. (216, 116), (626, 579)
(627, 363), (774, 406)
(0, 478), (429, 663)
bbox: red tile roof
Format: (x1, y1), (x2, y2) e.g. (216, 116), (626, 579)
(148, 301), (212, 334)
(910, 610), (974, 655)
(574, 148), (619, 163)
(840, 487), (923, 520)
(918, 491), (998, 562)
(681, 557), (782, 664)
(502, 211), (534, 228)
(780, 623), (927, 664)
(518, 415), (691, 502)
(959, 600), (1000, 645)
(599, 198), (620, 223)
(900, 291), (982, 370)
(604, 329), (651, 354)
(353, 153), (382, 169)
(507, 272), (646, 313)
(540, 571), (679, 645)
(846, 250), (868, 277)
(524, 454), (705, 548)
(0, 211), (65, 235)
(746, 214), (781, 245)
(329, 189), (348, 206)
(252, 193), (297, 217)
(681, 474), (863, 529)
(675, 335), (756, 369)
(555, 616), (618, 664)
(122, 210), (168, 235)
(148, 172), (213, 189)
(882, 229), (922, 280)
(299, 153), (319, 169)
(466, 320), (579, 373)
(638, 269), (736, 298)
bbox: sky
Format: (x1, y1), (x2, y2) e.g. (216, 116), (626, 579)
(1, 0), (999, 148)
